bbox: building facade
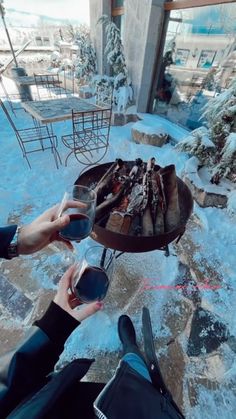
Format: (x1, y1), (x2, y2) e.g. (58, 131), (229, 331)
(89, 0), (236, 130)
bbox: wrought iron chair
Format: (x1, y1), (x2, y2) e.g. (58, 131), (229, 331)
(62, 108), (112, 168)
(0, 99), (61, 169)
(34, 73), (62, 100)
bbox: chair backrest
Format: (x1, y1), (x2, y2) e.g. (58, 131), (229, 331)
(95, 84), (114, 108)
(34, 73), (61, 99)
(72, 109), (112, 135)
(0, 99), (18, 133)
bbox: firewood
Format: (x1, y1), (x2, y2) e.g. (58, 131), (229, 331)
(142, 206), (154, 236)
(95, 159), (124, 204)
(159, 164), (180, 232)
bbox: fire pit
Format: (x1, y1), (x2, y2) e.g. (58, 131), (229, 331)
(76, 161), (193, 253)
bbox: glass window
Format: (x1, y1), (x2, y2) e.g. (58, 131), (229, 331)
(197, 50), (216, 68)
(113, 0), (124, 8)
(152, 3), (236, 130)
(35, 36), (43, 46)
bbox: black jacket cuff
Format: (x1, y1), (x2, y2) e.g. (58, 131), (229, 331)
(0, 225), (17, 259)
(34, 301), (80, 347)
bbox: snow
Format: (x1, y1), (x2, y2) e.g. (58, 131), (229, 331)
(0, 75), (235, 418)
(184, 157), (235, 195)
(132, 120), (167, 136)
(222, 133), (236, 159)
(227, 190), (236, 215)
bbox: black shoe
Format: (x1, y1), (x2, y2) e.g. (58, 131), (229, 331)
(118, 315), (144, 359)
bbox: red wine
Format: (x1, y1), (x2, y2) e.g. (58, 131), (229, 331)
(74, 266), (109, 302)
(60, 213), (92, 241)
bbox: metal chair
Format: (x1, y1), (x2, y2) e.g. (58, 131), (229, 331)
(0, 99), (61, 169)
(34, 73), (62, 100)
(62, 108), (112, 168)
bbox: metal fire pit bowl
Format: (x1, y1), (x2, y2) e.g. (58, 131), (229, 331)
(75, 161), (193, 253)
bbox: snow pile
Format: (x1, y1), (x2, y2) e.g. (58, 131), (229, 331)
(176, 127), (215, 164)
(227, 190), (236, 215)
(132, 120), (168, 136)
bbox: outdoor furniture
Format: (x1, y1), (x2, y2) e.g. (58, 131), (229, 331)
(21, 96), (102, 124)
(0, 99), (61, 169)
(34, 74), (62, 100)
(62, 108), (112, 167)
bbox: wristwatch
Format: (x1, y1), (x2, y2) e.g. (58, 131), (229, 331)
(7, 226), (21, 259)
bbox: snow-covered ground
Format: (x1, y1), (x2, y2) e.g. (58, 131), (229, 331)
(0, 76), (235, 418)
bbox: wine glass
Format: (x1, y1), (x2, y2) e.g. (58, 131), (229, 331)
(59, 185), (97, 241)
(71, 246), (114, 303)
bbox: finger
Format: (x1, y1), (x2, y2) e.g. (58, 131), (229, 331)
(47, 214), (70, 235)
(56, 235), (74, 251)
(59, 264), (77, 291)
(61, 200), (87, 211)
(76, 301), (103, 322)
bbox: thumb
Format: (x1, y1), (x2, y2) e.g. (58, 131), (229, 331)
(49, 215), (70, 233)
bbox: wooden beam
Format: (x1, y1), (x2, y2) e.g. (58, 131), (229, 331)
(165, 0), (236, 11)
(112, 7), (124, 16)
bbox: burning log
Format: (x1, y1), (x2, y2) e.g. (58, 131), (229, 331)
(159, 164), (180, 232)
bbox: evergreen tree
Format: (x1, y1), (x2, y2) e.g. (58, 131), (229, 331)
(74, 31), (97, 84)
(98, 15), (128, 90)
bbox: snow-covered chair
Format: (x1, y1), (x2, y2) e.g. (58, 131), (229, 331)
(0, 99), (61, 169)
(62, 108), (112, 169)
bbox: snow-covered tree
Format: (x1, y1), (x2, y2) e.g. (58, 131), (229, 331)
(50, 50), (61, 68)
(97, 15), (133, 110)
(177, 79), (236, 183)
(176, 127), (215, 165)
(98, 15), (128, 90)
(74, 31), (97, 84)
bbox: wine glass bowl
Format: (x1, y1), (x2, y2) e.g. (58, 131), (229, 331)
(59, 185), (97, 241)
(72, 246), (114, 303)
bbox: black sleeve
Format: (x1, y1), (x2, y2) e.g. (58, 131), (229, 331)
(0, 302), (80, 418)
(34, 301), (80, 348)
(0, 225), (17, 259)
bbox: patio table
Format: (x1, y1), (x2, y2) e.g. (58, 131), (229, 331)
(21, 96), (102, 124)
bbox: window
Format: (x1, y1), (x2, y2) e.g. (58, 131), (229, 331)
(197, 50), (216, 68)
(175, 48), (190, 66)
(43, 37), (50, 46)
(35, 36), (43, 46)
(152, 2), (236, 130)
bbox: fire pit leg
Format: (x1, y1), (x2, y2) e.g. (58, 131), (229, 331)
(164, 245), (170, 257)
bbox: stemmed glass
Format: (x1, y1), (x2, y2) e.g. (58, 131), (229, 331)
(71, 246), (114, 303)
(59, 185), (97, 241)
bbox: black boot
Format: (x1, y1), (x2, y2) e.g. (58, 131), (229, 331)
(118, 315), (145, 360)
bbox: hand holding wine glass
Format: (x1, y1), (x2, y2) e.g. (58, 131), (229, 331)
(59, 185), (97, 242)
(71, 246), (114, 304)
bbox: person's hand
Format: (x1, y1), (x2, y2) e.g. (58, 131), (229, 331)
(54, 265), (103, 322)
(17, 201), (83, 255)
